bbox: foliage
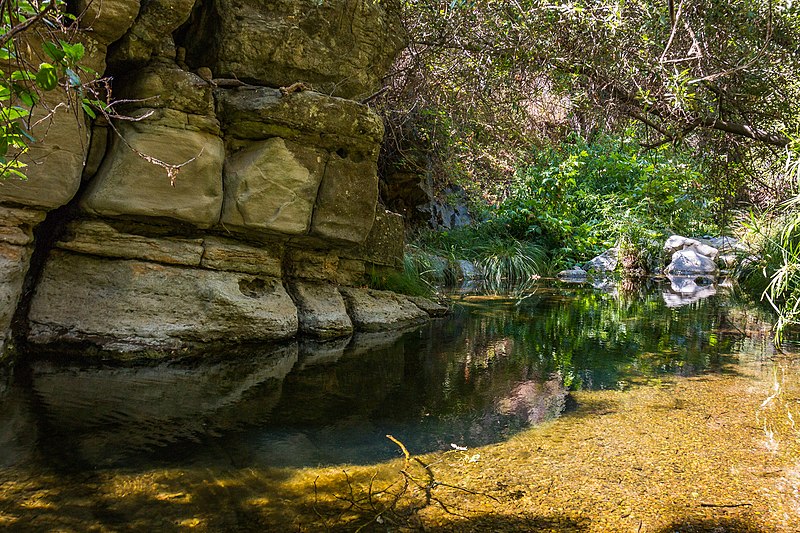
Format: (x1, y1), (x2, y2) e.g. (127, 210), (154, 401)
(379, 0), (800, 217)
(472, 238), (546, 291)
(368, 259), (437, 298)
(414, 133), (718, 270)
(735, 203), (800, 340)
(413, 224), (548, 285)
(1, 0), (109, 179)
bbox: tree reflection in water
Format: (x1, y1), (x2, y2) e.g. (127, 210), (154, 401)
(0, 279), (775, 471)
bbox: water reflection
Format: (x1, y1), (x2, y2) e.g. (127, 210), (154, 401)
(0, 280), (777, 470)
(663, 274), (718, 307)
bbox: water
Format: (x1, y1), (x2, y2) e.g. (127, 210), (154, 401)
(0, 280), (777, 476)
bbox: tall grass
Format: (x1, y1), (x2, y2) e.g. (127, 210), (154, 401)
(474, 239), (546, 291)
(735, 206), (800, 340)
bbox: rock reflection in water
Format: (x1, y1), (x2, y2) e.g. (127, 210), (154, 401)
(28, 344), (298, 468)
(662, 274), (718, 307)
(4, 280), (765, 471)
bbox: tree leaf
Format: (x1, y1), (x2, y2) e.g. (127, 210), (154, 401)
(35, 63), (59, 91)
(42, 41), (65, 63)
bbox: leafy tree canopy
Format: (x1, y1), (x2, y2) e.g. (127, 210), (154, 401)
(383, 0), (800, 208)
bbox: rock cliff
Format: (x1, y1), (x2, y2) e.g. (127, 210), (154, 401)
(0, 0), (439, 360)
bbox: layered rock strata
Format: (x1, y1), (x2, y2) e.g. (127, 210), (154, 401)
(0, 0), (428, 360)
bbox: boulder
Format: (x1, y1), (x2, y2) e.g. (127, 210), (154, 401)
(457, 260), (480, 280)
(339, 287), (429, 331)
(287, 281), (353, 339)
(685, 242), (718, 261)
(664, 235), (701, 255)
(27, 251), (299, 353)
(664, 234), (718, 260)
(665, 249), (718, 276)
(584, 247), (618, 273)
(221, 138), (327, 236)
(183, 0), (403, 99)
(705, 236), (740, 252)
(557, 267), (588, 282)
(80, 119), (225, 228)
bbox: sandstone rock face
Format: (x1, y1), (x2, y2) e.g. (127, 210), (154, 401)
(76, 0), (141, 45)
(58, 219), (205, 266)
(287, 281), (353, 339)
(200, 237), (283, 277)
(0, 94), (90, 210)
(339, 287), (429, 332)
(0, 207), (45, 247)
(407, 296), (448, 317)
(28, 251), (299, 353)
(217, 88), (383, 244)
(184, 0), (403, 99)
(0, 245), (33, 358)
(354, 207), (404, 268)
(311, 153), (378, 245)
(0, 0), (413, 360)
(0, 208), (46, 359)
(80, 120), (225, 227)
(216, 88), (384, 150)
(108, 0), (196, 67)
(116, 64), (216, 116)
(222, 138), (326, 235)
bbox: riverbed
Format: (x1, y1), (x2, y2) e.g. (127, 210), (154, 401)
(1, 280), (798, 531)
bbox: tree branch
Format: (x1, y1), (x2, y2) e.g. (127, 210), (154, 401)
(0, 0), (57, 48)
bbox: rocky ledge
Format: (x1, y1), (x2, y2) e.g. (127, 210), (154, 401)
(0, 0), (438, 361)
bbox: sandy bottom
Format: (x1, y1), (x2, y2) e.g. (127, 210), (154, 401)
(1, 357), (798, 532)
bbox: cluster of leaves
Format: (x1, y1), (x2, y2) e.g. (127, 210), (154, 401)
(1, 0), (108, 178)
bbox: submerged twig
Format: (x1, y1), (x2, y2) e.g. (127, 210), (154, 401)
(700, 502), (753, 508)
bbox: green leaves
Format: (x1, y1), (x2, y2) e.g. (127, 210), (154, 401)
(1, 1), (100, 180)
(35, 63), (58, 90)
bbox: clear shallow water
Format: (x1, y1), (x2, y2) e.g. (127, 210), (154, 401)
(0, 280), (778, 473)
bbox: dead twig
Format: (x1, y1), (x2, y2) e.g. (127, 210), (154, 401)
(699, 502), (753, 508)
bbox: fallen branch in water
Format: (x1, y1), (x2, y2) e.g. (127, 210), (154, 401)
(315, 435), (499, 531)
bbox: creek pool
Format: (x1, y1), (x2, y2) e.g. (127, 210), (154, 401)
(0, 278), (777, 474)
